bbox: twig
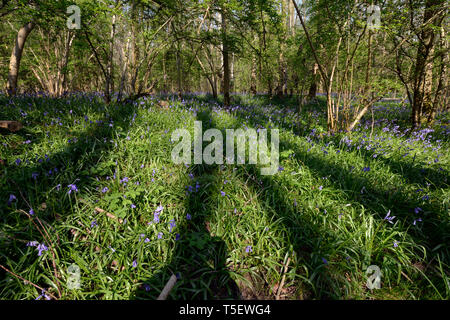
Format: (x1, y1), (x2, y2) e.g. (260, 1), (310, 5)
(94, 207), (124, 224)
(0, 264), (58, 300)
(401, 271), (413, 283)
(276, 257), (291, 300)
(157, 274), (178, 300)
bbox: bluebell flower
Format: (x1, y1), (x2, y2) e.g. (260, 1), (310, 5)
(384, 210), (396, 224)
(67, 184), (78, 194)
(35, 289), (51, 300)
(27, 241), (39, 247)
(143, 284), (151, 292)
(169, 220), (176, 233)
(36, 243), (48, 256)
(7, 194), (17, 205)
(186, 213), (191, 220)
(245, 246), (252, 253)
(157, 232), (163, 239)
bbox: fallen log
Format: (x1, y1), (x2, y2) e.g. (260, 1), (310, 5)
(0, 121), (23, 132)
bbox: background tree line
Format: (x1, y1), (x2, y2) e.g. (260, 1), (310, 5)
(0, 0), (448, 130)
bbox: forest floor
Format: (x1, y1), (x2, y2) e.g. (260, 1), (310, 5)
(0, 93), (449, 300)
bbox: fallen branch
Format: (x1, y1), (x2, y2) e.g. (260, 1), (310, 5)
(94, 207), (123, 224)
(157, 274), (178, 300)
(0, 121), (23, 132)
(275, 257), (291, 300)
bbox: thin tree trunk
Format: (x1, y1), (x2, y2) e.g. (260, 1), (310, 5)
(222, 8), (231, 106)
(308, 63), (318, 100)
(6, 21), (35, 96)
(105, 15), (116, 104)
(250, 55), (257, 94)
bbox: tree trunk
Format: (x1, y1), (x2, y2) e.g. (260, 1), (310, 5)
(105, 15), (116, 104)
(6, 22), (35, 96)
(431, 25), (448, 121)
(411, 0), (443, 128)
(221, 8), (231, 107)
(308, 63), (318, 100)
(250, 55), (257, 94)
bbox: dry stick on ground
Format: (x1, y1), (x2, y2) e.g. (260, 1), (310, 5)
(275, 257), (291, 300)
(94, 207), (124, 224)
(0, 264), (58, 300)
(157, 274), (178, 300)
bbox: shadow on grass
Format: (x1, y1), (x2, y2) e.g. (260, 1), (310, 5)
(0, 94), (139, 268)
(132, 109), (241, 300)
(199, 102), (447, 298)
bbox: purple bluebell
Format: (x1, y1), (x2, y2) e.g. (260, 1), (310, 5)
(7, 194), (17, 205)
(35, 289), (51, 300)
(169, 220), (176, 233)
(36, 243), (48, 256)
(384, 210), (396, 224)
(67, 184), (78, 194)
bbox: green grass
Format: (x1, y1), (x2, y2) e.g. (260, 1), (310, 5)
(0, 93), (448, 300)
